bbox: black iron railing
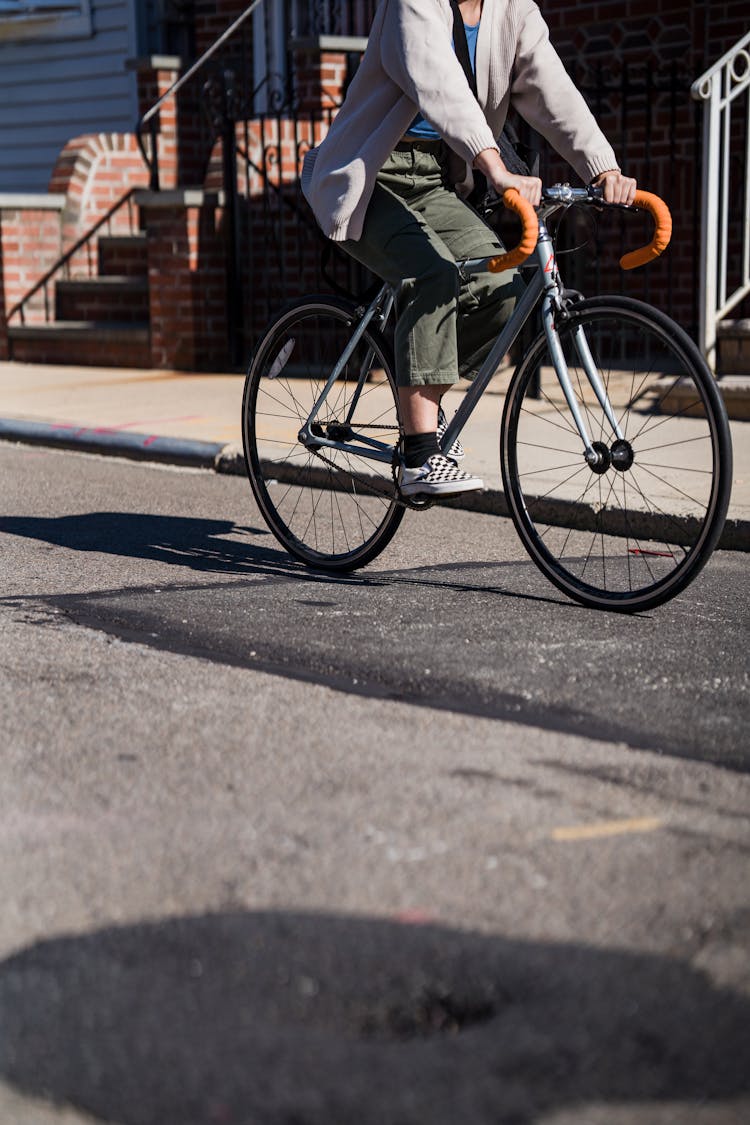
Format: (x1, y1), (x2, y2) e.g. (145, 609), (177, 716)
(287, 0), (377, 38)
(134, 0), (374, 364)
(135, 0), (263, 193)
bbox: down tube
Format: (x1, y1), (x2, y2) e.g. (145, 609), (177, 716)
(439, 270), (545, 455)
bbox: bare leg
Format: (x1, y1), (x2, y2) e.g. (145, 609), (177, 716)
(398, 379), (483, 495)
(398, 384), (452, 434)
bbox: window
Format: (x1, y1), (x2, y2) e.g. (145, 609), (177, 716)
(0, 0), (93, 42)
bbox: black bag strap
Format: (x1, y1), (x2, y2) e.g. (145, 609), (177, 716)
(450, 1), (487, 205)
(450, 0), (478, 98)
(449, 0), (538, 182)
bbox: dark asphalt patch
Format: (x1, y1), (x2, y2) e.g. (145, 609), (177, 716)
(2, 911), (749, 1125)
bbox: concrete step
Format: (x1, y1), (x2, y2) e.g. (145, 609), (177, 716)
(717, 318), (750, 376)
(7, 322), (150, 367)
(656, 373), (750, 421)
(55, 277), (149, 323)
(97, 233), (148, 279)
(716, 374), (750, 421)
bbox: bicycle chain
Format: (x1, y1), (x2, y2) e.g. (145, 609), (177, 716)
(306, 431), (433, 511)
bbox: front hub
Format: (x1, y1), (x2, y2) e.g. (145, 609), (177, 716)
(587, 440), (611, 475)
(610, 438), (635, 472)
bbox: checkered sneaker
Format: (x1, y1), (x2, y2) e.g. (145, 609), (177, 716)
(437, 406), (465, 460)
(400, 453), (483, 497)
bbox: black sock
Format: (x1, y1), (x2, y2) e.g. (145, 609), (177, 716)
(403, 431), (441, 468)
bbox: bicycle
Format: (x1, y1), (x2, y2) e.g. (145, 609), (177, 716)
(242, 186), (732, 612)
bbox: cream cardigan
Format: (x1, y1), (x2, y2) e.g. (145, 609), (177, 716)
(302, 0), (619, 241)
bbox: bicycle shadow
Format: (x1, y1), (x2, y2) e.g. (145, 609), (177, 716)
(0, 510), (571, 607)
(1, 909), (748, 1124)
(0, 510), (295, 576)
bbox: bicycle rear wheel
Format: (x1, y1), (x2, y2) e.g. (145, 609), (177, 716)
(501, 296), (732, 611)
(243, 296), (404, 571)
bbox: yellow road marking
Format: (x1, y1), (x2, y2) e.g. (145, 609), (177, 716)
(552, 816), (663, 841)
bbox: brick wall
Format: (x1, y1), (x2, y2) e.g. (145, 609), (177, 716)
(540, 1), (748, 73)
(0, 204), (64, 326)
(295, 49), (349, 113)
(134, 59), (182, 190)
(139, 192), (228, 370)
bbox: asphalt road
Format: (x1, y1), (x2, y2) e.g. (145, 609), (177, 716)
(1, 444), (747, 770)
(1, 443), (748, 1125)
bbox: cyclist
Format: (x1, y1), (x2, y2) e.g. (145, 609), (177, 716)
(302, 0), (636, 496)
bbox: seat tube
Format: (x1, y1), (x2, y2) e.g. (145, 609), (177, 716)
(535, 225), (598, 463)
(344, 287), (395, 425)
(301, 284), (389, 436)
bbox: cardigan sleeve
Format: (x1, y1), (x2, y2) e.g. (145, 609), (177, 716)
(379, 0), (499, 163)
(510, 1), (620, 183)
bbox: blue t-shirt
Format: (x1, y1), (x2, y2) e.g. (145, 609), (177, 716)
(406, 21), (479, 140)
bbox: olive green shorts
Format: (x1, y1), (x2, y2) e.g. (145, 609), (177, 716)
(341, 142), (524, 387)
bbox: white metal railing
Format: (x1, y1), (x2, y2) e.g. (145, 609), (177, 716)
(691, 30), (750, 371)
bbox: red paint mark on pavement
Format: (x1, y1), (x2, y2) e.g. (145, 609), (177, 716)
(393, 910), (435, 925)
(105, 415), (204, 431)
(49, 416), (203, 435)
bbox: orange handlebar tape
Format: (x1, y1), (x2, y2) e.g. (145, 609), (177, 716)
(620, 190), (672, 270)
(487, 188), (539, 273)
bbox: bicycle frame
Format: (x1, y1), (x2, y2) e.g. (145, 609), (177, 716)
(298, 192), (625, 468)
(297, 287), (396, 465)
(247, 181), (731, 610)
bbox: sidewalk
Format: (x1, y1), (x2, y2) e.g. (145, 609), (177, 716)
(0, 359), (747, 549)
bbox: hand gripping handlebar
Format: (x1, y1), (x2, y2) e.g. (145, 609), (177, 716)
(619, 190), (672, 270)
(487, 188), (539, 273)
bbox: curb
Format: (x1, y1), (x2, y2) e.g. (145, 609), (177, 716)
(1, 418), (747, 552)
(0, 417), (224, 470)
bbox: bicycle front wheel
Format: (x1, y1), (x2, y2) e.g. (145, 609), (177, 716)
(501, 296), (732, 611)
(242, 297), (404, 571)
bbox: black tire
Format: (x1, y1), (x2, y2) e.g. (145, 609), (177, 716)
(501, 296), (733, 611)
(242, 296), (405, 571)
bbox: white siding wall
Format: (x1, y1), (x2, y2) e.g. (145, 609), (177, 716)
(0, 0), (139, 192)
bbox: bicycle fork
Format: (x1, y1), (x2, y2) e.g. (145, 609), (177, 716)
(537, 222), (625, 464)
